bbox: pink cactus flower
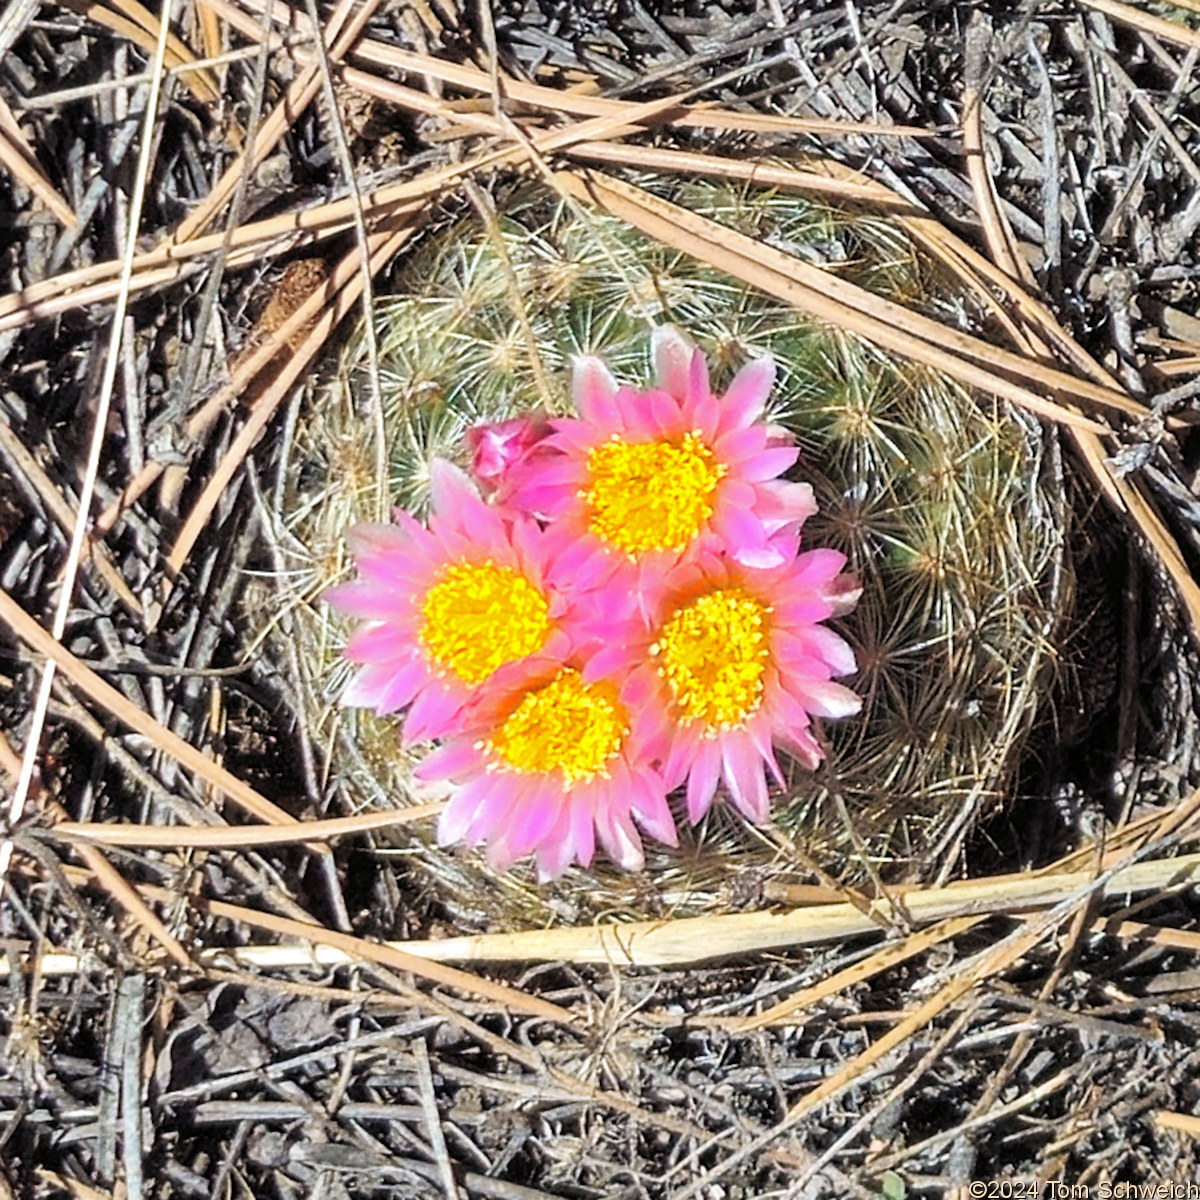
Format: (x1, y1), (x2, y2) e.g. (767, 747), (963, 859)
(586, 541), (862, 826)
(506, 326), (817, 601)
(417, 664), (676, 878)
(325, 460), (572, 744)
(465, 415), (551, 499)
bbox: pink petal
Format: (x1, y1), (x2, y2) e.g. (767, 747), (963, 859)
(652, 324), (695, 401)
(437, 777), (494, 845)
(324, 582), (407, 620)
(770, 685), (815, 736)
(504, 781), (563, 859)
(465, 776), (522, 843)
(346, 521), (416, 558)
(373, 660), (431, 713)
(714, 425), (767, 465)
(732, 541), (787, 571)
(777, 597), (835, 624)
(629, 768), (677, 847)
(485, 838), (521, 873)
(352, 546), (433, 591)
(747, 716), (785, 787)
(572, 356), (620, 423)
(685, 738), (722, 823)
(755, 479), (817, 529)
(664, 725), (702, 790)
(402, 683), (466, 744)
(508, 482), (571, 519)
(416, 739), (482, 783)
(583, 643), (631, 682)
(541, 628), (574, 660)
(779, 724), (823, 770)
(344, 622), (413, 663)
(783, 678), (863, 720)
(722, 735), (769, 823)
(569, 789), (597, 868)
(631, 696), (673, 759)
(719, 355), (775, 431)
(429, 460), (485, 528)
(596, 802), (645, 872)
(536, 806), (577, 880)
(712, 504), (781, 569)
(545, 421), (597, 454)
(648, 387), (683, 431)
(342, 662), (420, 712)
(549, 539), (618, 594)
(692, 392), (721, 439)
(515, 458), (587, 491)
(775, 626), (858, 678)
(686, 347), (709, 407)
(620, 391), (663, 438)
(787, 548), (850, 592)
(738, 445), (800, 482)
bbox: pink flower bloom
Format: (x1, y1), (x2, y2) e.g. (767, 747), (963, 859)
(417, 664), (676, 878)
(506, 326), (816, 601)
(589, 543), (862, 826)
(325, 460), (571, 744)
(465, 415), (551, 499)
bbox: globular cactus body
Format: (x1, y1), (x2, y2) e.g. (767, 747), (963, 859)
(275, 178), (1067, 927)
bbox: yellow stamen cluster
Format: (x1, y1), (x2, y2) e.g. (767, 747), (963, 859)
(490, 669), (626, 783)
(583, 432), (726, 556)
(654, 587), (771, 729)
(420, 561), (551, 684)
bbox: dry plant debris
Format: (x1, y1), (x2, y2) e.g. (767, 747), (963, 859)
(3, 1), (1200, 1196)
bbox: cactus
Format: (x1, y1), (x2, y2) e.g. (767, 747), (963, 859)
(272, 177), (1068, 928)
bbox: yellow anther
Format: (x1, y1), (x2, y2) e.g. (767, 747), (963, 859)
(655, 587), (770, 728)
(583, 432), (725, 556)
(490, 669), (627, 784)
(420, 561), (551, 684)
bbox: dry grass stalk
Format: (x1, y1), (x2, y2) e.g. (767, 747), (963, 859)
(3, 863), (578, 1027)
(1154, 1111), (1200, 1139)
(14, 844), (1194, 980)
(0, 0), (178, 887)
(1082, 0), (1200, 54)
(680, 869), (1162, 1198)
(193, 0), (224, 62)
(171, 0), (380, 245)
(346, 847), (1200, 967)
(57, 0), (219, 103)
(163, 219), (419, 582)
(55, 803), (444, 847)
(1094, 918), (1200, 954)
(33, 1171), (111, 1200)
(0, 730), (190, 966)
(224, 0), (937, 140)
(733, 914), (985, 1031)
(33, 803), (191, 968)
(0, 73), (703, 333)
(0, 413), (140, 614)
(184, 892), (578, 1025)
(90, 204), (417, 537)
(953, 25), (1200, 646)
(555, 169), (1136, 428)
(0, 584), (302, 827)
(0, 92), (75, 227)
